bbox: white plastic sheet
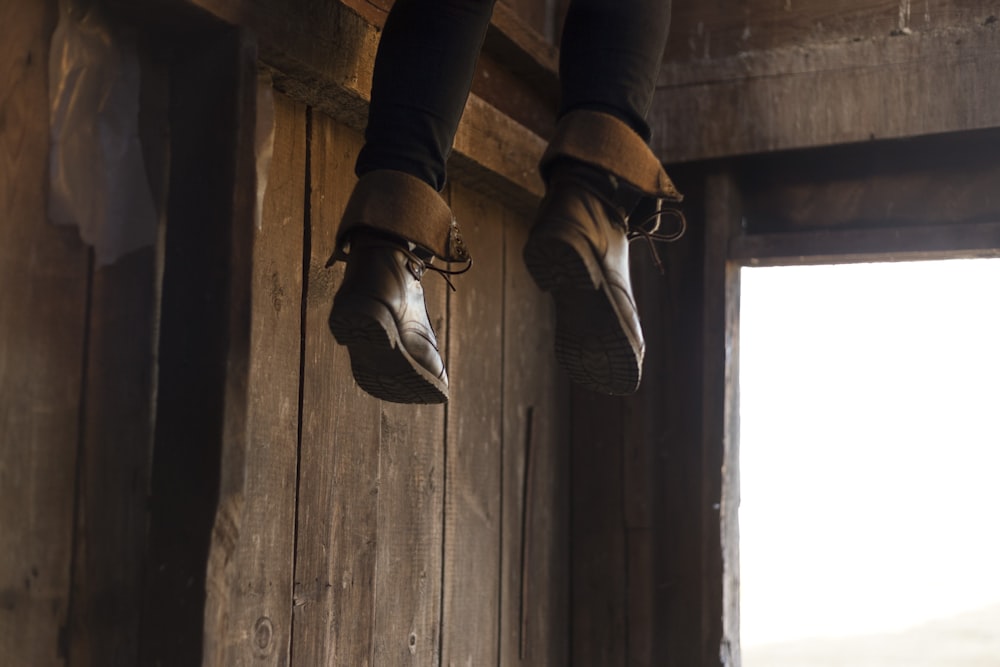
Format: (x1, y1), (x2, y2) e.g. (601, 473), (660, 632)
(48, 0), (157, 265)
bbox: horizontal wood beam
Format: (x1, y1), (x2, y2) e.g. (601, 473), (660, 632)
(653, 24), (1000, 162)
(730, 221), (1000, 267)
(120, 0), (547, 211)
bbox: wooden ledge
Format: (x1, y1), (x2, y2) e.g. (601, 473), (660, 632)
(122, 0), (548, 212)
(731, 222), (1000, 267)
(652, 25), (1000, 163)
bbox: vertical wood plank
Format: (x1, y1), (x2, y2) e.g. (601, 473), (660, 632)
(373, 275), (448, 660)
(623, 387), (655, 667)
(291, 116), (382, 666)
(570, 390), (628, 666)
(701, 171), (743, 667)
(441, 184), (504, 667)
(500, 212), (570, 666)
(140, 28), (257, 665)
(204, 92), (307, 666)
(0, 1), (89, 664)
(619, 170), (718, 667)
(68, 249), (157, 667)
(628, 238), (696, 667)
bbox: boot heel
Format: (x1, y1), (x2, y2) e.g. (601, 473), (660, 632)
(329, 293), (448, 404)
(523, 229), (601, 292)
(329, 294), (397, 348)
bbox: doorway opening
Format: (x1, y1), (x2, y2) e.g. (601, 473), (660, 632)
(738, 258), (1000, 666)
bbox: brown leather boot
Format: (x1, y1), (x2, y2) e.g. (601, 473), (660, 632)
(329, 231), (449, 404)
(328, 170), (470, 404)
(523, 111), (683, 395)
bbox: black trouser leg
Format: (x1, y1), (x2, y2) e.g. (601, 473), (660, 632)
(355, 0), (498, 191)
(356, 0), (671, 189)
(559, 0), (672, 142)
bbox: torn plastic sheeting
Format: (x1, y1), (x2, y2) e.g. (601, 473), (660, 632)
(48, 0), (157, 265)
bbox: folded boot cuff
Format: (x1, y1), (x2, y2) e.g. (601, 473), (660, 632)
(336, 170), (470, 263)
(540, 110), (683, 202)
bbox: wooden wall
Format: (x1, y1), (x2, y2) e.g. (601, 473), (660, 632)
(1, 2), (161, 665)
(655, 0), (1000, 162)
(11, 0), (999, 666)
(2, 2), (575, 664)
(185, 92), (572, 667)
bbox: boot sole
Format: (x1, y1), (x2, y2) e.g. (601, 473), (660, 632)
(329, 294), (448, 404)
(523, 230), (642, 395)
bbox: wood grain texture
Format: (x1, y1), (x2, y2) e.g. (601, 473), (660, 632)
(68, 249), (157, 667)
(626, 167), (712, 667)
(737, 129), (1000, 233)
(701, 172), (743, 667)
(203, 92), (308, 667)
(569, 390), (627, 666)
(655, 21), (1000, 162)
(0, 1), (89, 663)
(620, 276), (659, 667)
(441, 184), (505, 667)
(291, 115), (383, 666)
(139, 28), (256, 665)
(732, 222), (1000, 267)
(500, 209), (570, 666)
(372, 296), (447, 666)
(665, 0), (991, 63)
(168, 0), (547, 209)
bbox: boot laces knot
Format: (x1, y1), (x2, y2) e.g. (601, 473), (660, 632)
(626, 200), (687, 274)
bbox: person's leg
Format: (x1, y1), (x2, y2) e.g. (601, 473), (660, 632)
(558, 0), (672, 142)
(524, 0), (682, 395)
(356, 0), (498, 192)
(330, 0), (495, 404)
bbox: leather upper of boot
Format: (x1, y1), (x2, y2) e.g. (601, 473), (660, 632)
(337, 234), (447, 382)
(534, 161), (643, 346)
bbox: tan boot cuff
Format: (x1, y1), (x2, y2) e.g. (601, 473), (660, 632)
(540, 110), (683, 202)
(336, 170), (470, 263)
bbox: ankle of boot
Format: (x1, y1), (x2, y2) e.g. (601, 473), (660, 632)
(335, 170), (470, 264)
(541, 110), (683, 203)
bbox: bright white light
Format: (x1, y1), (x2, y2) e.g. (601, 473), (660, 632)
(739, 259), (1000, 656)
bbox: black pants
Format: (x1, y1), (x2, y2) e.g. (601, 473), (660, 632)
(355, 0), (673, 192)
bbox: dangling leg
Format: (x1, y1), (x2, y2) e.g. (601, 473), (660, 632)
(524, 0), (681, 395)
(329, 0), (497, 404)
(558, 0), (673, 142)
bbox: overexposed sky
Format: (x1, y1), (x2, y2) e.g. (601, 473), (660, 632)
(739, 259), (1000, 648)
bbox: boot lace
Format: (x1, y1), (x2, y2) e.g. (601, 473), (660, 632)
(588, 182), (687, 275)
(326, 236), (472, 292)
(626, 201), (687, 274)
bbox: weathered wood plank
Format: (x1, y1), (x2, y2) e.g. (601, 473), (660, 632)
(202, 92), (308, 666)
(666, 0), (991, 63)
(569, 390), (627, 666)
(732, 222), (1000, 267)
(139, 27), (257, 665)
(291, 115), (383, 666)
(654, 25), (1000, 162)
(738, 130), (1000, 233)
(0, 1), (90, 664)
(441, 184), (505, 667)
(500, 211), (570, 666)
(151, 0), (546, 209)
(372, 287), (447, 665)
(701, 172), (743, 667)
(68, 248), (158, 667)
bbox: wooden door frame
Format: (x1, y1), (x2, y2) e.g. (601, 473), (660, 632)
(692, 126), (1000, 667)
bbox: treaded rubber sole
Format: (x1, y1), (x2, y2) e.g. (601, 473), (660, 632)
(523, 232), (642, 395)
(329, 295), (448, 404)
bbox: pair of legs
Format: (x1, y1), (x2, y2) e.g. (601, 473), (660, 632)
(357, 0), (674, 191)
(329, 0), (683, 403)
